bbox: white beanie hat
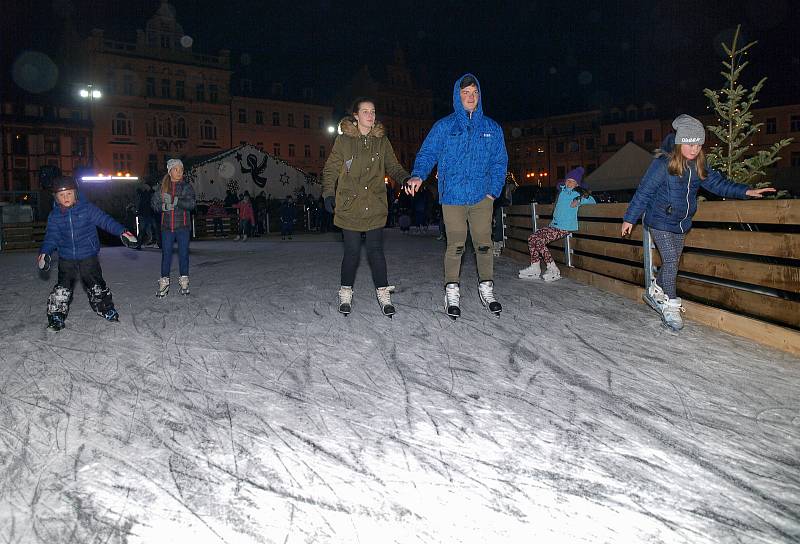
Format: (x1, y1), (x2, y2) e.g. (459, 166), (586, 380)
(166, 158), (184, 173)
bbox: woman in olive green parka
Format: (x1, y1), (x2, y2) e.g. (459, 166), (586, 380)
(321, 97), (410, 317)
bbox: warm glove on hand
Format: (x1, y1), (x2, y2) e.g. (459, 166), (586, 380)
(120, 231), (140, 248)
(161, 193), (177, 212)
(324, 196), (336, 214)
(37, 254), (51, 271)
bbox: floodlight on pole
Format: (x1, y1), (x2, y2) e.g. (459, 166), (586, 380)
(77, 83), (101, 168)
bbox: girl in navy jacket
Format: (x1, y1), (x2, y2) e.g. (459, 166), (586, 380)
(621, 114), (774, 331)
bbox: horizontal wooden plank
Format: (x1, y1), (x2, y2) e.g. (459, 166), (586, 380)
(677, 277), (800, 329)
(679, 253), (799, 293)
(682, 229), (800, 259)
(506, 225), (532, 242)
(693, 199), (800, 224)
(576, 203), (630, 219)
(571, 253), (646, 285)
(506, 216), (533, 229)
(504, 238), (530, 256)
(506, 204), (533, 216)
(568, 237), (646, 264)
(559, 267), (800, 356)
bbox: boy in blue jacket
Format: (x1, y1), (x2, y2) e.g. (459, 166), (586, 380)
(37, 176), (138, 331)
(519, 167), (595, 281)
(621, 115), (774, 331)
(405, 73), (508, 319)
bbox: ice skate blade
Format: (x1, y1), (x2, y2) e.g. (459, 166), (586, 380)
(642, 293), (663, 314)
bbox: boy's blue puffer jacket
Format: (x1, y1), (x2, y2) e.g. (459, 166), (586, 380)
(40, 196), (125, 260)
(623, 134), (749, 234)
(411, 73), (508, 206)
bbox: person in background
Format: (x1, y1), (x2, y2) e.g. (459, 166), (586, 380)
(152, 158), (196, 297)
(280, 195), (297, 240)
(233, 192), (255, 241)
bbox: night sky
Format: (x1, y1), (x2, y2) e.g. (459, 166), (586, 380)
(3, 0), (799, 120)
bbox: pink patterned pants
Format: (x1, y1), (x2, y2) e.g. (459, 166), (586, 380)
(527, 227), (569, 264)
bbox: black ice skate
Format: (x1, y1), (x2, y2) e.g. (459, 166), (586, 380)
(101, 308), (119, 322)
(478, 280), (502, 316)
(445, 282), (461, 320)
(47, 313), (66, 331)
(179, 275), (190, 296)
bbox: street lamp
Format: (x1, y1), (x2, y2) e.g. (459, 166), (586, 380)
(78, 84), (101, 168)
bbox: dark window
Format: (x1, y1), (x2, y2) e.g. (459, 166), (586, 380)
(72, 136), (87, 157)
(123, 74), (134, 96)
(238, 109), (247, 123)
(304, 144), (311, 158)
(569, 141), (580, 153)
(161, 79), (170, 98)
(644, 129), (653, 143)
(44, 135), (60, 155)
(288, 144), (296, 157)
(607, 133), (616, 146)
(160, 35), (170, 49)
(146, 78), (156, 97)
(273, 143), (281, 156)
(175, 117), (187, 138)
(195, 84), (205, 102)
(148, 154), (158, 176)
(256, 111), (264, 125)
(319, 145), (326, 159)
(240, 79), (252, 94)
(557, 166), (566, 179)
(175, 80), (185, 100)
(765, 117), (777, 134)
(287, 113), (295, 127)
(585, 138), (594, 150)
(791, 115), (800, 132)
(209, 84), (218, 103)
(303, 114), (310, 129)
(272, 112), (280, 126)
(112, 113), (131, 136)
(555, 141), (565, 153)
(318, 117), (324, 129)
(11, 134), (28, 155)
(200, 120), (216, 141)
(625, 131), (634, 142)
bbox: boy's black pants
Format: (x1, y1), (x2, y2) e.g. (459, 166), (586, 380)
(47, 256), (114, 317)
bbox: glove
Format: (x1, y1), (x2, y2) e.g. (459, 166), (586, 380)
(324, 196), (336, 214)
(161, 193), (175, 212)
(120, 231), (139, 248)
(37, 254), (51, 271)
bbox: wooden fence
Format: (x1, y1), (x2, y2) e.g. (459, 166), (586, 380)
(0, 222), (47, 251)
(504, 200), (800, 356)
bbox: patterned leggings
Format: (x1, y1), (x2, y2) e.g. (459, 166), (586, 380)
(650, 228), (686, 299)
(527, 227), (569, 264)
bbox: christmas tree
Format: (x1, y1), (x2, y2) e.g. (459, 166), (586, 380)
(703, 25), (792, 188)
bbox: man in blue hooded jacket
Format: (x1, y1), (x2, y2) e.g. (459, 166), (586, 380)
(405, 74), (508, 318)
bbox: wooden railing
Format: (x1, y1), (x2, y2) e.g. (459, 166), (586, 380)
(0, 222), (46, 251)
(504, 200), (800, 356)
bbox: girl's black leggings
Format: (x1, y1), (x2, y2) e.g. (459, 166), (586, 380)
(340, 228), (387, 288)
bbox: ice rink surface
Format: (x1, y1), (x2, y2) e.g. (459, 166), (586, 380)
(1, 230), (798, 543)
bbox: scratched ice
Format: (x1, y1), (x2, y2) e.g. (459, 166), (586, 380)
(0, 230), (798, 543)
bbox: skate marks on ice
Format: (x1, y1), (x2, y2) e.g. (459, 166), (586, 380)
(0, 239), (798, 543)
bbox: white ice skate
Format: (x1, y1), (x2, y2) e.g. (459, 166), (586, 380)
(518, 262), (541, 280)
(541, 262), (561, 282)
(179, 275), (190, 296)
(157, 277), (170, 298)
(661, 298), (685, 331)
(445, 282), (460, 319)
(478, 280), (502, 315)
(642, 281), (668, 314)
(376, 287), (395, 317)
(338, 286), (353, 315)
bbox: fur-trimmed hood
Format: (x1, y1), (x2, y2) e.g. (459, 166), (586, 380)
(338, 116), (385, 138)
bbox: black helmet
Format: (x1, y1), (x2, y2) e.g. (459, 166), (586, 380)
(52, 176), (77, 193)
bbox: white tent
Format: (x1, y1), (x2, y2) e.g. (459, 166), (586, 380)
(187, 144), (319, 202)
(585, 142), (654, 191)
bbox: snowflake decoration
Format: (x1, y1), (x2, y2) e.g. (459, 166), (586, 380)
(279, 172), (290, 185)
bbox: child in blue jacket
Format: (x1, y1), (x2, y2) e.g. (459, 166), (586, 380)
(621, 114), (774, 331)
(519, 167), (595, 281)
(37, 176), (138, 331)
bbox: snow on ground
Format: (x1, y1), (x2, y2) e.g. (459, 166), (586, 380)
(0, 229), (798, 544)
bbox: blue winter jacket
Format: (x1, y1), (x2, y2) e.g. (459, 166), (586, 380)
(411, 73), (508, 205)
(550, 184), (596, 232)
(623, 134), (749, 234)
(40, 195), (126, 260)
